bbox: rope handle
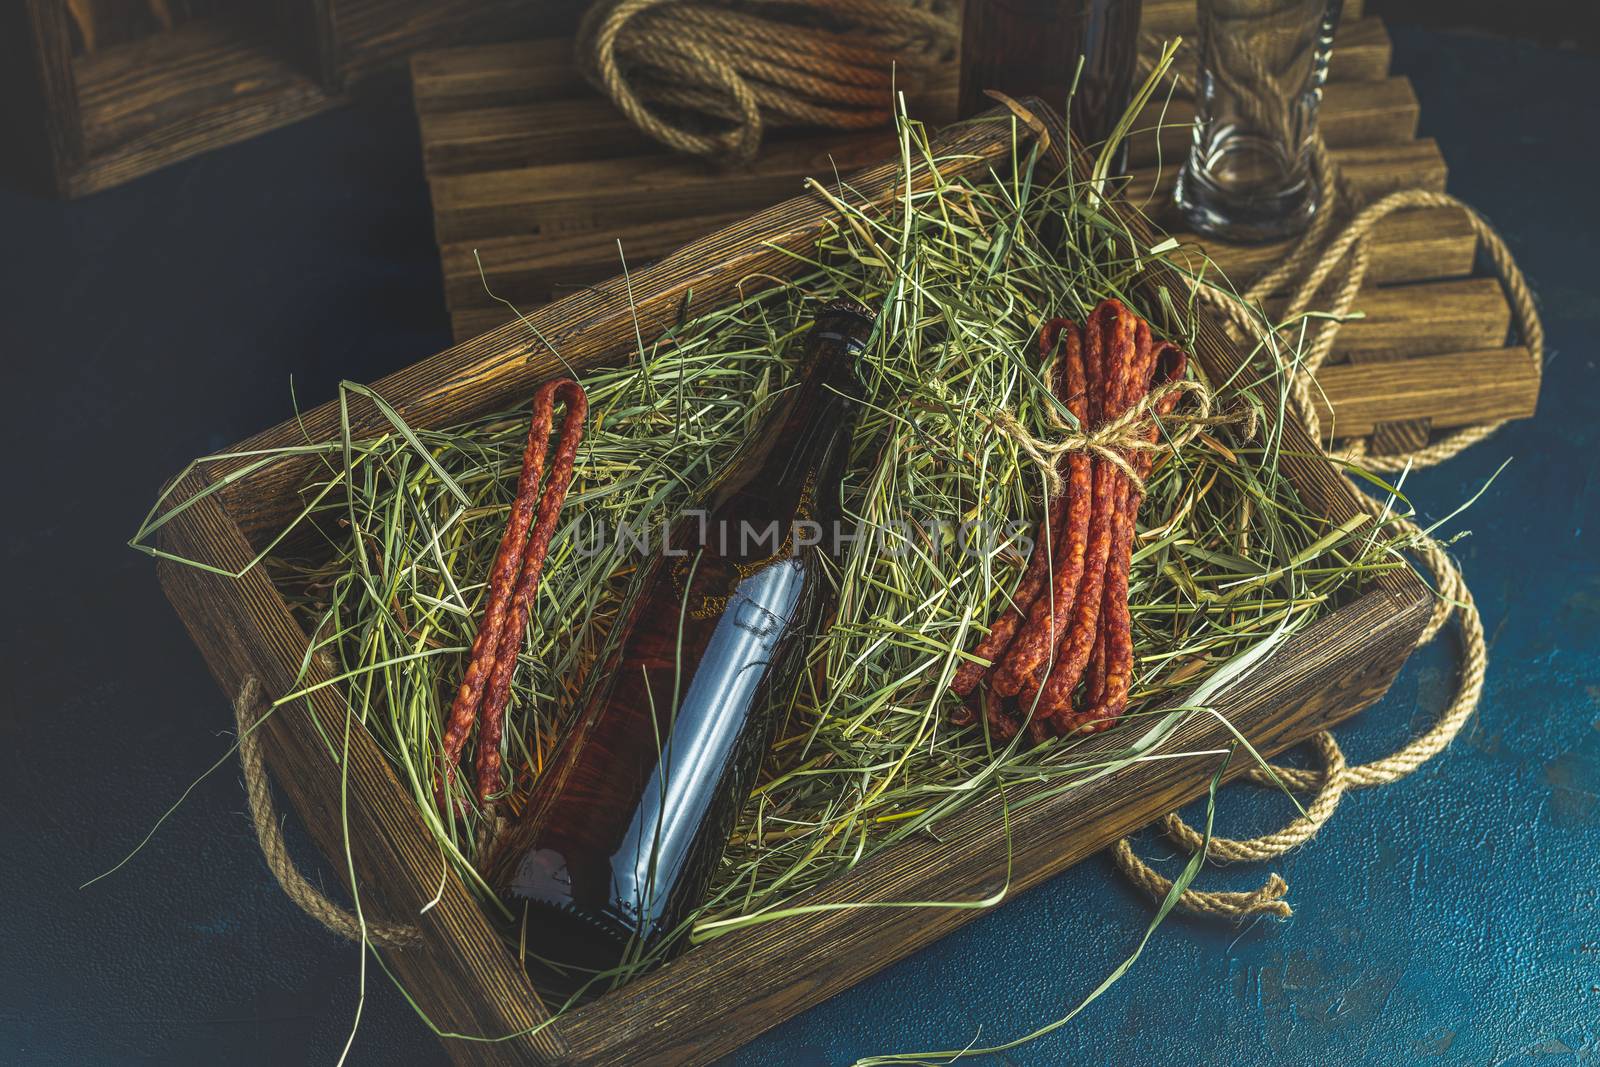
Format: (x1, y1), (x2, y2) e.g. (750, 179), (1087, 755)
(235, 677), (421, 949)
(1111, 500), (1486, 918)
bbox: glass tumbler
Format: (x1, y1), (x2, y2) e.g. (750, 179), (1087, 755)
(1174, 0), (1343, 243)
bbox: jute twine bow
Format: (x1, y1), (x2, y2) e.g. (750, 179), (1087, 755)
(1107, 39), (1524, 918)
(991, 378), (1224, 497)
(578, 0), (957, 162)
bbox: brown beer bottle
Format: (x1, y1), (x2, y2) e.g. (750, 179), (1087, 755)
(958, 0), (1143, 154)
(483, 301), (876, 985)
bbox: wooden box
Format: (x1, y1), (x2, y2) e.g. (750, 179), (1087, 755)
(153, 103), (1433, 1065)
(0, 0), (576, 197)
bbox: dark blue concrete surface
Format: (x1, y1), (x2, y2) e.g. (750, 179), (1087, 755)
(3, 28), (1595, 1066)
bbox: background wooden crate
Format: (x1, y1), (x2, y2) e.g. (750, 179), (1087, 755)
(153, 102), (1433, 1065)
(0, 0), (581, 197)
(411, 0), (1537, 464)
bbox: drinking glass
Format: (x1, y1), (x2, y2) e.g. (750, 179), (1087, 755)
(1174, 0), (1343, 242)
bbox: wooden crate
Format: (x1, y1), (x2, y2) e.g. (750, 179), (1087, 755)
(412, 0), (1537, 461)
(0, 0), (579, 197)
(153, 101), (1433, 1066)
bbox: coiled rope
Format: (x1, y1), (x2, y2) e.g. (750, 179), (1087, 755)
(577, 0), (957, 162)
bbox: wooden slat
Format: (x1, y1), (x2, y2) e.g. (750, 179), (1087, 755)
(1275, 277), (1513, 362)
(427, 84), (1427, 247)
(1172, 205), (1477, 292)
(419, 85), (958, 176)
(331, 0), (552, 83)
(419, 97), (657, 174)
(418, 86), (954, 176)
(427, 129), (904, 244)
(411, 37), (584, 113)
(408, 14), (1388, 115)
(415, 37), (1401, 179)
(1312, 346), (1540, 439)
(1347, 346), (1433, 454)
(417, 56), (1408, 180)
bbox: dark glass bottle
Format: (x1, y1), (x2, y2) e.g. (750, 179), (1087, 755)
(483, 301), (876, 984)
(958, 0), (1143, 154)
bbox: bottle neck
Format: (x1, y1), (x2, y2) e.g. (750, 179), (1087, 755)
(742, 305), (873, 514)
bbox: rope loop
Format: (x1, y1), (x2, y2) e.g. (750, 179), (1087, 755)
(234, 676), (422, 949)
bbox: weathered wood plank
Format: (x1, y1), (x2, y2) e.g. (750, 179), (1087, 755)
(427, 128), (904, 245)
(1344, 346), (1436, 453)
(418, 86), (959, 176)
(331, 0), (552, 83)
(419, 97), (657, 174)
(407, 13), (1388, 120)
(413, 18), (1390, 178)
(1167, 205), (1476, 292)
(74, 18), (328, 159)
(1273, 276), (1513, 362)
(410, 36), (584, 113)
(1312, 346), (1540, 439)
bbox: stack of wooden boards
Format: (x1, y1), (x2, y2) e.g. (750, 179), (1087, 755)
(411, 0), (1539, 458)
